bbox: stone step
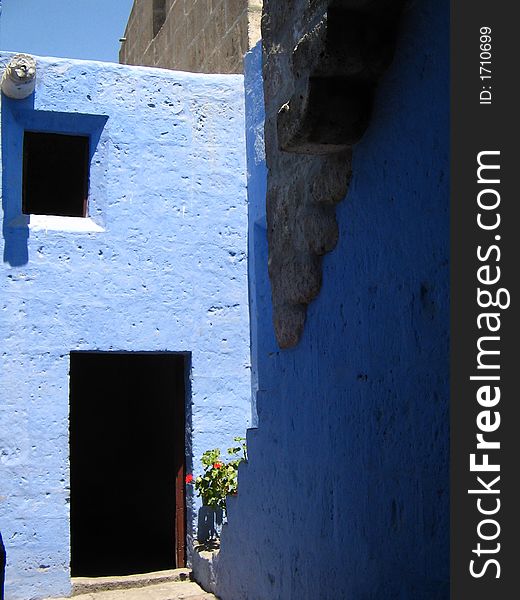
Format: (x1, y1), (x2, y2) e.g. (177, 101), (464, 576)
(45, 579), (216, 600)
(71, 569), (191, 595)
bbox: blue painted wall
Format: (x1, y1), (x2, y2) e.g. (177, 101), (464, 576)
(217, 0), (449, 598)
(0, 53), (250, 599)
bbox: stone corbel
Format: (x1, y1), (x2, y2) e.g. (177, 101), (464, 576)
(278, 2), (403, 154)
(262, 0), (405, 348)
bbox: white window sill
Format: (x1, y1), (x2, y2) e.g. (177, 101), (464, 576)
(9, 214), (105, 233)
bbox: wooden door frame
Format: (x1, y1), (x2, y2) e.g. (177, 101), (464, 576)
(173, 353), (188, 568)
(175, 462), (186, 567)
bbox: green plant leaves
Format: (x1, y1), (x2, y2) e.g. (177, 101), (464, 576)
(194, 437), (247, 512)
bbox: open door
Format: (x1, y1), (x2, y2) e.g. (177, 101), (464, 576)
(69, 352), (187, 576)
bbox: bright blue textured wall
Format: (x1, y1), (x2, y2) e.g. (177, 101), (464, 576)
(217, 1), (449, 598)
(0, 54), (250, 599)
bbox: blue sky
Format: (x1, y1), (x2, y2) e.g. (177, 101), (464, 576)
(0, 0), (135, 63)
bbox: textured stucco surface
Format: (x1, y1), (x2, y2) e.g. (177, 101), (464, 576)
(216, 0), (449, 597)
(0, 53), (250, 600)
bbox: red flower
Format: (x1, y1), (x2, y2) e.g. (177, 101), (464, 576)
(213, 462), (222, 469)
(185, 474), (194, 484)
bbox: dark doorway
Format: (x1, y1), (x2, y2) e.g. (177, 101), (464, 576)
(69, 352), (187, 577)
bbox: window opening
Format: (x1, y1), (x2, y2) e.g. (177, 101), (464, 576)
(22, 131), (89, 217)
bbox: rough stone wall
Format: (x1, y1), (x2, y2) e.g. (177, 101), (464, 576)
(262, 0), (406, 348)
(119, 0), (262, 74)
(215, 0), (449, 597)
(0, 53), (250, 600)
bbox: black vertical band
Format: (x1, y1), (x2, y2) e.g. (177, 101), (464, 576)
(451, 2), (519, 597)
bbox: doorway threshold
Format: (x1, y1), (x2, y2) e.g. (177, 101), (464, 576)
(71, 569), (191, 595)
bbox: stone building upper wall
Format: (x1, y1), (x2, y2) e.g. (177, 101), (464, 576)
(119, 0), (262, 73)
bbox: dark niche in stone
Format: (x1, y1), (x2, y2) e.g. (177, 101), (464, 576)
(262, 0), (405, 348)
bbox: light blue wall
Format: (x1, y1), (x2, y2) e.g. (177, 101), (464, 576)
(0, 53), (250, 599)
(217, 0), (449, 598)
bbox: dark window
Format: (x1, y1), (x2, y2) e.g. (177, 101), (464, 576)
(23, 131), (89, 217)
(153, 0), (167, 37)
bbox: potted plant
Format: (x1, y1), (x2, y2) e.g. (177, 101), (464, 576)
(186, 436), (247, 542)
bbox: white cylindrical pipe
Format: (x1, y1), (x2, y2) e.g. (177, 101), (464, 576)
(1, 54), (37, 99)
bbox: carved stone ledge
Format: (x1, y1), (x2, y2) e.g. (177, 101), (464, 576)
(262, 0), (405, 348)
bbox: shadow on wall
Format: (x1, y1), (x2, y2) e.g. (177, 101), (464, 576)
(1, 93), (33, 266)
(214, 0), (449, 596)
